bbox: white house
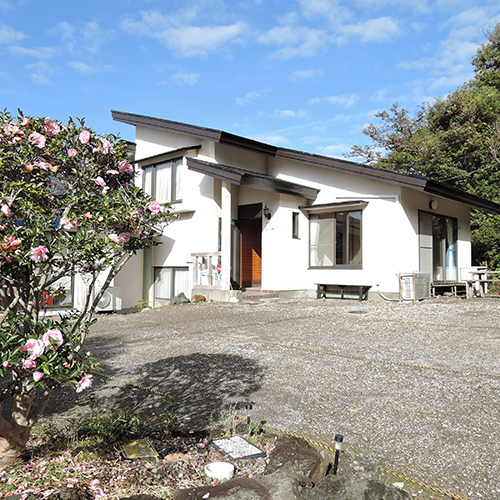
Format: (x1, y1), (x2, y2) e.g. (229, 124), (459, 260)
(111, 110), (500, 306)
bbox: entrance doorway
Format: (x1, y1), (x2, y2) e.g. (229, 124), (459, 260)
(419, 211), (458, 282)
(238, 203), (262, 288)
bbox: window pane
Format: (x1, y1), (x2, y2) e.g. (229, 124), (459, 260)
(154, 267), (172, 299)
(335, 212), (346, 265)
(174, 159), (182, 201)
(310, 217), (333, 266)
(173, 268), (189, 296)
(144, 167), (153, 196)
(156, 162), (172, 203)
(348, 211), (361, 266)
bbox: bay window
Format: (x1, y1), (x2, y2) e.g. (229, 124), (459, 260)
(143, 158), (183, 203)
(310, 210), (362, 268)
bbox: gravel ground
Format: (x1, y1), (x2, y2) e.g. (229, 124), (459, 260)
(44, 296), (500, 500)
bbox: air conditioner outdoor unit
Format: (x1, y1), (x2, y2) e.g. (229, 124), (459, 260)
(399, 273), (430, 301)
(95, 286), (122, 312)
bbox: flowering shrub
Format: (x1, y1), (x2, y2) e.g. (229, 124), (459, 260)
(0, 110), (174, 464)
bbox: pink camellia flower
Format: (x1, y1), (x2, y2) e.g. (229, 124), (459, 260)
(83, 212), (92, 219)
(22, 358), (36, 369)
(92, 176), (106, 188)
(119, 232), (132, 244)
(119, 161), (133, 174)
(33, 371), (44, 382)
(68, 148), (77, 157)
(42, 328), (63, 347)
(28, 131), (46, 149)
(44, 119), (61, 136)
(79, 130), (90, 144)
(61, 216), (77, 230)
(21, 338), (45, 360)
(108, 234), (121, 245)
(75, 374), (93, 393)
(21, 117), (30, 126)
(25, 163), (34, 172)
(149, 201), (161, 214)
(99, 138), (110, 154)
(30, 245), (49, 263)
(1, 205), (11, 217)
(3, 361), (10, 368)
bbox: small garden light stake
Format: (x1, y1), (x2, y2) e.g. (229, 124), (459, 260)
(332, 434), (343, 475)
(245, 404), (253, 425)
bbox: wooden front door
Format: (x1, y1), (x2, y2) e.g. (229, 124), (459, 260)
(240, 218), (262, 288)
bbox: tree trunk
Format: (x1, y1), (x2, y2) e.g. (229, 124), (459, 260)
(0, 385), (51, 465)
(0, 426), (31, 466)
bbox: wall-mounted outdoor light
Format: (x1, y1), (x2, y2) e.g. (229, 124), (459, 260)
(263, 205), (271, 220)
(429, 200), (438, 210)
(332, 434), (344, 475)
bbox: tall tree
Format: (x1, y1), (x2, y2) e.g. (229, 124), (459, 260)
(348, 24), (500, 267)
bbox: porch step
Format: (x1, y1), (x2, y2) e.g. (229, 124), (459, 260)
(241, 288), (280, 301)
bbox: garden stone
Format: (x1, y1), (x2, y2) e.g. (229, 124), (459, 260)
(264, 436), (330, 484)
(120, 496), (158, 500)
(172, 469), (302, 500)
(299, 476), (411, 500)
(170, 293), (190, 305)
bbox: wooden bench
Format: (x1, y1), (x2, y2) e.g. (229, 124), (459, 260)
(316, 284), (371, 301)
(465, 271), (500, 298)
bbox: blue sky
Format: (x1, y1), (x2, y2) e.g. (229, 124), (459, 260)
(1, 0), (499, 159)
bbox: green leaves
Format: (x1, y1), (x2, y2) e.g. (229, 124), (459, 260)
(1, 110), (174, 411)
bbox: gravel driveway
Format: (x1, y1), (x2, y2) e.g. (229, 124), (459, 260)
(46, 296), (500, 499)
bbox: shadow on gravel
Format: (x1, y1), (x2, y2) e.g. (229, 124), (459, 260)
(44, 350), (264, 430)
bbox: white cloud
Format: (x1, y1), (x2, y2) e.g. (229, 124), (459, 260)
(254, 134), (290, 145)
(68, 61), (96, 74)
(68, 61), (117, 75)
(290, 69), (324, 81)
(297, 0), (353, 26)
(162, 23), (248, 57)
(277, 109), (297, 118)
(316, 143), (351, 158)
(27, 61), (53, 85)
(335, 17), (401, 44)
(0, 23), (26, 44)
(258, 26), (328, 59)
(82, 22), (113, 54)
(121, 11), (248, 58)
(171, 71), (200, 85)
(235, 91), (261, 105)
(9, 46), (56, 58)
(325, 94), (359, 107)
(275, 109), (307, 118)
(354, 0), (431, 14)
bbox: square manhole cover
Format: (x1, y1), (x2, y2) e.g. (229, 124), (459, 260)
(212, 435), (266, 459)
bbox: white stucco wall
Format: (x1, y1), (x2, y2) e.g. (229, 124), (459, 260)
(118, 124), (475, 303)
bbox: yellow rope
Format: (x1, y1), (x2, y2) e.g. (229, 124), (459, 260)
(125, 318), (500, 379)
(91, 370), (471, 500)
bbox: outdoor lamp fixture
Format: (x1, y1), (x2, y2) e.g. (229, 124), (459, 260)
(429, 200), (438, 210)
(332, 434), (344, 475)
(245, 403), (253, 425)
(263, 205), (271, 220)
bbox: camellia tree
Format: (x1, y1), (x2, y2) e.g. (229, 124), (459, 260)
(0, 110), (174, 464)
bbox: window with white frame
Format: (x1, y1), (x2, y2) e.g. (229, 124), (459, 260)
(309, 210), (362, 268)
(143, 158), (183, 203)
